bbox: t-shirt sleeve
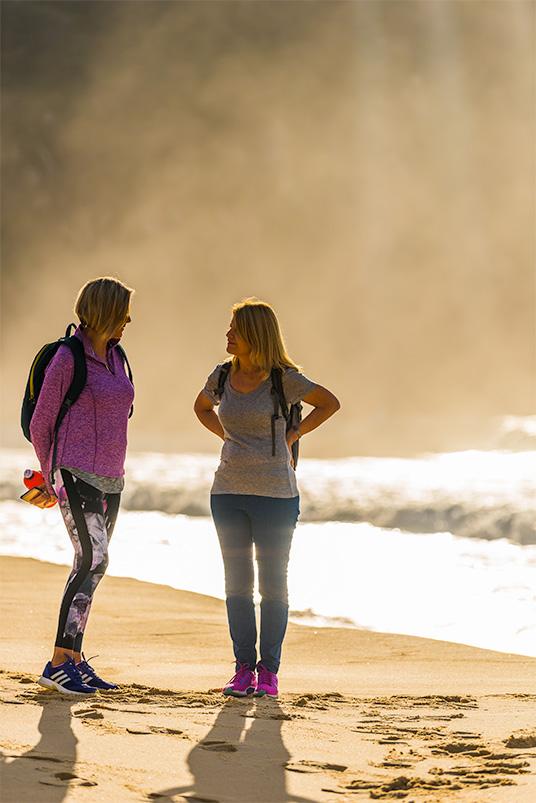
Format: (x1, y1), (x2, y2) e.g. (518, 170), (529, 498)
(202, 363), (225, 406)
(282, 368), (317, 406)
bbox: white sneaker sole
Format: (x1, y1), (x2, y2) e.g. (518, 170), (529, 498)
(38, 676), (96, 697)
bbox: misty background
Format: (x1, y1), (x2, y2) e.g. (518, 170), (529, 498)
(1, 0), (534, 458)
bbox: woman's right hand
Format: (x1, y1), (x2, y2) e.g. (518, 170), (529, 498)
(43, 480), (57, 499)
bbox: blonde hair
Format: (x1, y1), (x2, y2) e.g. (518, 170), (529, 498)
(75, 277), (134, 337)
(231, 298), (299, 374)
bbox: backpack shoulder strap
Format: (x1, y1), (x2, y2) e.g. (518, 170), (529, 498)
(216, 361), (232, 399)
(61, 336), (87, 411)
(269, 366), (289, 458)
(49, 335), (87, 476)
(270, 366), (289, 420)
(116, 344), (133, 383)
(270, 367), (303, 467)
(115, 344), (134, 418)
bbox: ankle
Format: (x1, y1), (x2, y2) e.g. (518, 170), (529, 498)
(51, 649), (81, 667)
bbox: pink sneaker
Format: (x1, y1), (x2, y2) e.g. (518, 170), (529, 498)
(223, 663), (256, 697)
(254, 664), (278, 698)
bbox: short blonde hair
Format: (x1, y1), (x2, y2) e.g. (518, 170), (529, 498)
(231, 298), (299, 374)
(75, 277), (134, 337)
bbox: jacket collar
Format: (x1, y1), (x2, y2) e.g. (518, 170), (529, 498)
(74, 325), (115, 367)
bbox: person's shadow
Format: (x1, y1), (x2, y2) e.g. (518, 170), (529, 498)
(1, 694), (80, 803)
(149, 697), (316, 803)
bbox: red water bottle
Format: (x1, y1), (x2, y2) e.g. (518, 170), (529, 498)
(24, 469), (45, 490)
(21, 469), (57, 508)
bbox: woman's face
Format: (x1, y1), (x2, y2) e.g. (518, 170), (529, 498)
(226, 317), (250, 357)
(110, 310), (131, 342)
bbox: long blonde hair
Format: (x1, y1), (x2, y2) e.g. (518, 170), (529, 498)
(231, 298), (300, 374)
(75, 277), (134, 338)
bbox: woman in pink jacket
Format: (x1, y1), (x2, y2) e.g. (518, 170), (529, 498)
(30, 277), (134, 696)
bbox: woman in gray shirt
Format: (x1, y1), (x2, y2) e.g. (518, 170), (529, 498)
(194, 298), (340, 699)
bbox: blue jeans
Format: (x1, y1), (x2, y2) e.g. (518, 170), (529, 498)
(210, 494), (300, 674)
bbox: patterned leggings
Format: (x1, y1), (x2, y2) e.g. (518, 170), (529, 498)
(54, 468), (120, 652)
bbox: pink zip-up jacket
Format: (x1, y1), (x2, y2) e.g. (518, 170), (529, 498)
(29, 326), (135, 494)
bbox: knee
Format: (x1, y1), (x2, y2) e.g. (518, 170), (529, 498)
(258, 559), (289, 603)
(261, 590), (288, 605)
(259, 577), (289, 605)
(223, 565), (254, 598)
(225, 580), (254, 599)
(92, 550), (109, 576)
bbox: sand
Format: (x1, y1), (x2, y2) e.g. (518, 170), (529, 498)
(1, 555), (535, 802)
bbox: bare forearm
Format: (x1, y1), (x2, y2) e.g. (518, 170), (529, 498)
(196, 409), (225, 440)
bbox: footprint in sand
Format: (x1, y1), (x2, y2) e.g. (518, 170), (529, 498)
(39, 771), (98, 788)
(289, 692), (353, 710)
(241, 710), (295, 721)
(362, 694), (478, 710)
(147, 794), (219, 802)
(125, 725), (189, 737)
(126, 726), (153, 735)
(504, 730), (536, 749)
(430, 759), (531, 779)
(344, 772), (519, 796)
(285, 760), (348, 774)
(148, 726), (188, 738)
(73, 705), (190, 739)
(339, 737), (534, 798)
(431, 740), (491, 756)
(200, 740), (237, 752)
(372, 746), (424, 770)
(73, 709), (104, 720)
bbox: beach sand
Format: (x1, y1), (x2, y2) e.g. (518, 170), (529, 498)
(1, 556), (535, 802)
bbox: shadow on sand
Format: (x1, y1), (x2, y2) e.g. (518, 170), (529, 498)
(0, 692), (86, 803)
(149, 696), (316, 803)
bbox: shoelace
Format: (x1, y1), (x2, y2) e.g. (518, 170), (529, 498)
(78, 653), (100, 677)
(61, 657), (85, 682)
(257, 665), (276, 684)
(227, 663), (253, 685)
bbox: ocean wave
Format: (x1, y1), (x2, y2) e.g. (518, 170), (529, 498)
(2, 447), (534, 544)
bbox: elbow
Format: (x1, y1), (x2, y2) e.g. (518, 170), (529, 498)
(331, 401), (341, 417)
(330, 394), (341, 414)
(317, 396), (340, 419)
(194, 395), (211, 418)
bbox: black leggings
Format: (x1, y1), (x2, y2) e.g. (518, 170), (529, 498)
(54, 469), (120, 652)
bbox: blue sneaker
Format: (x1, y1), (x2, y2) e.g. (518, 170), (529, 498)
(38, 656), (96, 697)
(77, 654), (118, 690)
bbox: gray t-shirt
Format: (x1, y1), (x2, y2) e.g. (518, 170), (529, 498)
(203, 363), (316, 498)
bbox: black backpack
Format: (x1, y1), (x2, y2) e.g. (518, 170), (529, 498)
(21, 323), (134, 458)
(216, 362), (303, 468)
